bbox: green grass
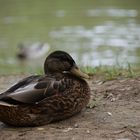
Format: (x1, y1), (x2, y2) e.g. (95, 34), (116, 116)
(82, 64), (140, 81)
(0, 61), (140, 81)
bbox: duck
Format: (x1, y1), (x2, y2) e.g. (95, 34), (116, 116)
(17, 42), (50, 60)
(0, 50), (90, 126)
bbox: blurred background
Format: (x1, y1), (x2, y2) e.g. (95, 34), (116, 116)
(0, 0), (140, 75)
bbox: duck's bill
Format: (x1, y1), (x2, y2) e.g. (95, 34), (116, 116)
(70, 66), (89, 79)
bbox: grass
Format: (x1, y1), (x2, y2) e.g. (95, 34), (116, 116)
(0, 61), (140, 81)
(82, 64), (140, 81)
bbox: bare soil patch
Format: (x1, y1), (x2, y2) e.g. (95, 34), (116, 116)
(0, 75), (140, 140)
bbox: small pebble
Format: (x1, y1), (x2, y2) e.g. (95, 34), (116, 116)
(111, 97), (116, 102)
(74, 123), (79, 128)
(107, 112), (112, 116)
(63, 127), (73, 132)
(86, 130), (90, 134)
(37, 127), (45, 131)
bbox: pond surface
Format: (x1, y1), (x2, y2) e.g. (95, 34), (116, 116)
(0, 0), (140, 74)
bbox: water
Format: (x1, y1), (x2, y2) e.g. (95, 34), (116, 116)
(0, 0), (140, 74)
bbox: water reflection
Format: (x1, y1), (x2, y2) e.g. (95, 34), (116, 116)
(87, 8), (138, 17)
(55, 10), (66, 17)
(3, 16), (29, 24)
(50, 20), (140, 67)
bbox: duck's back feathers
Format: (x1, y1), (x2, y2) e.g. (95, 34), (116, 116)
(0, 75), (55, 104)
(0, 75), (41, 104)
(0, 74), (82, 105)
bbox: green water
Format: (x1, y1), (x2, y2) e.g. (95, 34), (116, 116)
(0, 0), (140, 74)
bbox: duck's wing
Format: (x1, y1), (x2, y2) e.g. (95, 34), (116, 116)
(5, 75), (41, 93)
(0, 76), (67, 104)
(0, 75), (44, 104)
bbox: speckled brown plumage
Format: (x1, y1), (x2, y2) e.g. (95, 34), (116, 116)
(0, 51), (90, 126)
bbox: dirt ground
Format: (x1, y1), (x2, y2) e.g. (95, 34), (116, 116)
(0, 75), (140, 140)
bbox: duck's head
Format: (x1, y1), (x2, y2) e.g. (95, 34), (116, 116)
(44, 50), (89, 79)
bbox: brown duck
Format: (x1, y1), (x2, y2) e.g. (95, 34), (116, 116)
(0, 50), (90, 126)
